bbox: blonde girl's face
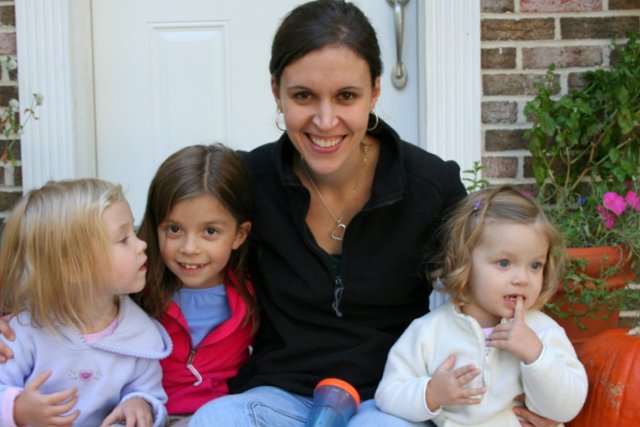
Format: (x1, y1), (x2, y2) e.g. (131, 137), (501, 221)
(462, 222), (548, 327)
(272, 45), (380, 177)
(157, 194), (250, 289)
(103, 200), (148, 295)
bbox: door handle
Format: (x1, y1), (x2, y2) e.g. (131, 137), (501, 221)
(386, 0), (409, 89)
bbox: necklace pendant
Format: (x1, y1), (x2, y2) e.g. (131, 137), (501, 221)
(331, 223), (347, 241)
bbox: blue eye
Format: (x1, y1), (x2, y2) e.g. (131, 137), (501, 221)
(498, 259), (510, 267)
(531, 262), (543, 270)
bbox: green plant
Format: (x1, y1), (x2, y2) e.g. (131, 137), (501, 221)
(525, 32), (639, 198)
(524, 32), (640, 330)
(0, 93), (44, 165)
(462, 161), (490, 193)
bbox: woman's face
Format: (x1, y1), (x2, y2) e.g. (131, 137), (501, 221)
(272, 45), (380, 177)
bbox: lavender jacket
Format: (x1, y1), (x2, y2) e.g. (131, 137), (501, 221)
(0, 296), (172, 427)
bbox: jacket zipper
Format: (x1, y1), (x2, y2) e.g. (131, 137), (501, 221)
(332, 275), (345, 318)
(186, 348), (203, 386)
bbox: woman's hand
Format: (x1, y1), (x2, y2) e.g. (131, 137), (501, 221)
(0, 314), (15, 362)
(513, 395), (560, 427)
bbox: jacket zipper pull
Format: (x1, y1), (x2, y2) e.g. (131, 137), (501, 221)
(186, 349), (203, 386)
(332, 275), (345, 318)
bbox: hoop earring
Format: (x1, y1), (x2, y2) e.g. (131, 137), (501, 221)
(275, 109), (286, 132)
(366, 111), (379, 131)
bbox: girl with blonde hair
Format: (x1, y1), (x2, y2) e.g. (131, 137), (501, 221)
(376, 186), (588, 426)
(0, 178), (170, 427)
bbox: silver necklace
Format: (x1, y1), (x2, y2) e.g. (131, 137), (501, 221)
(301, 142), (369, 241)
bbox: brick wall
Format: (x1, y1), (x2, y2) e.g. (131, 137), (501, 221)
(0, 0), (18, 231)
(481, 0), (640, 187)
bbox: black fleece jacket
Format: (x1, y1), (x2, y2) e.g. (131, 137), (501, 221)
(230, 120), (467, 400)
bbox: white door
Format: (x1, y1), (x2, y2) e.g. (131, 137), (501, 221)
(91, 0), (419, 221)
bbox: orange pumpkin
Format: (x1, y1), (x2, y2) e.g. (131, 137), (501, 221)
(567, 328), (640, 427)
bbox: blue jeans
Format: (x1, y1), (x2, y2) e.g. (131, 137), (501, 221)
(188, 386), (433, 426)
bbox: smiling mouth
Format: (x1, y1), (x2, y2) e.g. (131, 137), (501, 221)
(310, 136), (342, 148)
(178, 262), (206, 270)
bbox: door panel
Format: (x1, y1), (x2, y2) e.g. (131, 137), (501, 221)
(92, 0), (418, 220)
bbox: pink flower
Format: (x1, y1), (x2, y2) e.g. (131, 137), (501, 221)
(625, 190), (640, 212)
(602, 192), (627, 216)
(597, 206), (616, 229)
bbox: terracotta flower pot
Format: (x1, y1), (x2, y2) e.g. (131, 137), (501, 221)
(547, 246), (635, 349)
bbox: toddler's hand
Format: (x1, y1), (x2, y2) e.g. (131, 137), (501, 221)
(14, 370), (80, 427)
(100, 396), (153, 427)
(426, 354), (486, 411)
(0, 314), (15, 363)
(486, 296), (542, 363)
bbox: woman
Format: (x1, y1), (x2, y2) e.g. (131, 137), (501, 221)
(0, 1), (560, 426)
(193, 1), (561, 426)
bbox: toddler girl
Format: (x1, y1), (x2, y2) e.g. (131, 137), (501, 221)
(375, 185), (588, 426)
(0, 178), (170, 427)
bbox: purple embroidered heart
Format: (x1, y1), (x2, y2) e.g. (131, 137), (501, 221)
(79, 371), (93, 381)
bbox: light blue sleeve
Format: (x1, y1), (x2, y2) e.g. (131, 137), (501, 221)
(119, 358), (168, 427)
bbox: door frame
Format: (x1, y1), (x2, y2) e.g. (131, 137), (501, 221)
(15, 0), (480, 193)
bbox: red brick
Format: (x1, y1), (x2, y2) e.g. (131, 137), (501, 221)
(483, 73), (556, 96)
(609, 0), (640, 10)
(0, 33), (16, 55)
(481, 0), (514, 13)
(522, 46), (603, 69)
(485, 129), (529, 151)
(0, 189), (21, 211)
(482, 101), (518, 124)
(482, 48), (516, 69)
(483, 157), (518, 178)
(482, 18), (555, 41)
(0, 86), (18, 106)
(521, 0), (601, 13)
(561, 17), (640, 39)
(0, 6), (15, 27)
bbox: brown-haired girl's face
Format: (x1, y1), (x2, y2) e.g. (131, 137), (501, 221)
(156, 194), (250, 289)
(462, 221), (549, 327)
(272, 45), (380, 177)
